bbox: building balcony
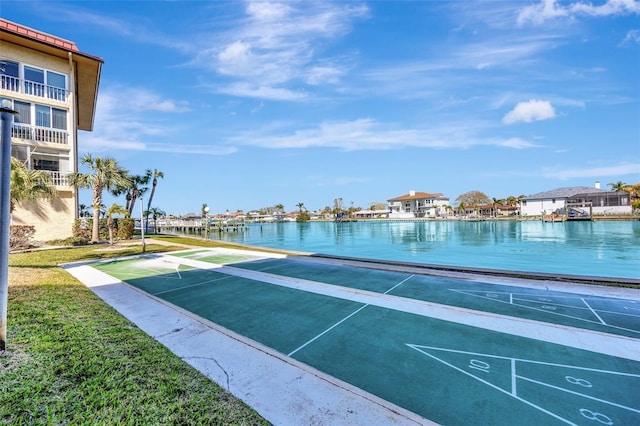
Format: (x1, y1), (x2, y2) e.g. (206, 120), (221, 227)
(1, 75), (68, 102)
(42, 170), (70, 187)
(12, 123), (68, 145)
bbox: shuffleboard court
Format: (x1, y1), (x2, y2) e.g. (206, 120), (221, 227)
(84, 248), (640, 425)
(179, 252), (640, 338)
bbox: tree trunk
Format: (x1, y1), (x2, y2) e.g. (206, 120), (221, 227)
(145, 180), (157, 232)
(91, 186), (102, 243)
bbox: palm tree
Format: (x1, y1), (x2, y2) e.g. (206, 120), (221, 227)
(68, 154), (130, 243)
(145, 207), (165, 234)
(105, 203), (128, 245)
(111, 172), (148, 216)
(145, 169), (164, 232)
(457, 202), (467, 217)
(608, 181), (627, 192)
(78, 203), (91, 218)
(9, 157), (57, 214)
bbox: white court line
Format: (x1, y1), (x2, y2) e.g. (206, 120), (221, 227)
(384, 274), (414, 294)
(139, 253), (640, 362)
(288, 304), (369, 357)
(153, 275), (233, 296)
(582, 297), (607, 325)
(515, 375), (640, 413)
(511, 358), (517, 396)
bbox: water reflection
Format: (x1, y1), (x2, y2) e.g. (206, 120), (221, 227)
(197, 220), (639, 279)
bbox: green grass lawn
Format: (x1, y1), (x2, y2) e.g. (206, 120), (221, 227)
(1, 242), (270, 425)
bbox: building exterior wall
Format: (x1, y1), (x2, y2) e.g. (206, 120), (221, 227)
(388, 196), (450, 217)
(519, 198), (567, 216)
(11, 193), (75, 241)
(1, 25), (86, 242)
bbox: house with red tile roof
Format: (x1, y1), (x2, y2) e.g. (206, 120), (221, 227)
(1, 18), (103, 240)
(387, 190), (450, 218)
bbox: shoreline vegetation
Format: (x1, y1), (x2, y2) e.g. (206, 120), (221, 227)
(2, 241), (270, 425)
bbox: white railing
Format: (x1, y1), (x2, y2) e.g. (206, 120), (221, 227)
(1, 75), (68, 102)
(43, 170), (70, 187)
(12, 123), (68, 145)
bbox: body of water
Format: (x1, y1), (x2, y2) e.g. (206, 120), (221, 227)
(198, 220), (639, 280)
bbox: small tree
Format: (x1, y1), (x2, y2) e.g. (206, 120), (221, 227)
(608, 181), (627, 192)
(106, 204), (128, 245)
(10, 157), (57, 214)
(68, 154), (130, 243)
(455, 190), (491, 207)
(145, 207), (166, 234)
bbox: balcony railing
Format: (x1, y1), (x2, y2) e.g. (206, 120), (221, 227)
(1, 75), (68, 102)
(42, 170), (70, 187)
(12, 123), (68, 145)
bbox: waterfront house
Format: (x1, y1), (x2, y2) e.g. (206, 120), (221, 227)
(520, 183), (632, 218)
(387, 190), (450, 218)
(1, 18), (103, 240)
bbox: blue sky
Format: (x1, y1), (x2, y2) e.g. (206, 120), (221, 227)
(5, 0), (640, 215)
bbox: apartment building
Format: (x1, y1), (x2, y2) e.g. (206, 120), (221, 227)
(1, 19), (103, 240)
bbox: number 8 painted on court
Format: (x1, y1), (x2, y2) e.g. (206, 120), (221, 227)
(579, 408), (613, 425)
(565, 376), (592, 387)
(469, 359), (490, 373)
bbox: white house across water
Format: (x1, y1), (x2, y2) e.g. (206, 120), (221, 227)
(387, 190), (450, 218)
(520, 183), (632, 218)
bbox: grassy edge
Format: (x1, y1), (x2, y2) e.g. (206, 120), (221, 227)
(2, 242), (270, 425)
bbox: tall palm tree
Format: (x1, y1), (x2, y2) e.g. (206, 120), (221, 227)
(9, 157), (57, 214)
(68, 154), (130, 243)
(145, 169), (164, 232)
(105, 203), (128, 245)
(128, 174), (150, 216)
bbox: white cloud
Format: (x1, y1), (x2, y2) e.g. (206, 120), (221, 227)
(498, 138), (540, 149)
(216, 82), (308, 101)
(228, 118), (540, 151)
(81, 87), (231, 156)
(518, 0), (640, 26)
(503, 99), (556, 124)
(620, 29), (640, 45)
(517, 0), (569, 26)
(199, 1), (368, 99)
(541, 163), (640, 179)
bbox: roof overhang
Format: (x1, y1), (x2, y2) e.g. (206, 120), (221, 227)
(1, 20), (103, 131)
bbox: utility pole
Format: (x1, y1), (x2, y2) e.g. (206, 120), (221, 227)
(1, 100), (17, 351)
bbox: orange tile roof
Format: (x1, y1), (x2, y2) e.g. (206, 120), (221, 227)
(388, 191), (445, 201)
(0, 18), (79, 52)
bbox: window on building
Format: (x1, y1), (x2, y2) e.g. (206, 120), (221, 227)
(35, 104), (51, 127)
(46, 70), (66, 101)
(11, 145), (29, 163)
(52, 108), (67, 130)
(13, 101), (31, 124)
(1, 60), (19, 91)
(24, 65), (44, 83)
(24, 65), (45, 97)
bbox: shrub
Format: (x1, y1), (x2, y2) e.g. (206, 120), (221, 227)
(47, 236), (90, 246)
(9, 225), (36, 251)
(117, 218), (135, 240)
(73, 218), (110, 241)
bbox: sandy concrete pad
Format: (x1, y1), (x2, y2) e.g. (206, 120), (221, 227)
(63, 263), (432, 426)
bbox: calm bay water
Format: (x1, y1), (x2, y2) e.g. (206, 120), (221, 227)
(203, 220), (639, 280)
